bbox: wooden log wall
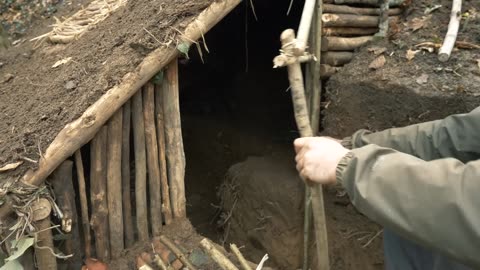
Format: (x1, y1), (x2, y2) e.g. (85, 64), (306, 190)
(319, 2), (404, 78)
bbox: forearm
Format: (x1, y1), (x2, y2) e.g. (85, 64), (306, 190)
(337, 145), (480, 268)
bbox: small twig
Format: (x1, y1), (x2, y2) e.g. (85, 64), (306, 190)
(249, 0), (259, 21)
(159, 235), (198, 270)
(200, 238), (239, 270)
(255, 254), (269, 270)
(287, 0), (295, 15)
(362, 229), (383, 248)
(230, 244), (253, 270)
(19, 156), (38, 164)
(143, 27), (162, 45)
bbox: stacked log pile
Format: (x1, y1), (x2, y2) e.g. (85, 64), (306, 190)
(320, 0), (405, 78)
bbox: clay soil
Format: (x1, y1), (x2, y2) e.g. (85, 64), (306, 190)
(0, 0), (213, 182)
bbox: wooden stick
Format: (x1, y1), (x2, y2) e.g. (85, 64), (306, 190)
(33, 199), (56, 270)
(330, 0), (405, 6)
(162, 60), (186, 219)
(121, 100), (135, 248)
(321, 51), (354, 66)
(160, 235), (198, 270)
(200, 238), (238, 270)
(322, 36), (372, 51)
(322, 14), (398, 28)
(438, 0), (462, 62)
(143, 83), (164, 235)
(132, 90), (149, 242)
(320, 64), (342, 78)
(273, 54), (315, 68)
(294, 0), (317, 55)
(323, 4), (401, 15)
(107, 109), (124, 258)
(51, 160), (82, 268)
(154, 83), (173, 225)
(279, 29), (330, 270)
(90, 126), (110, 261)
(323, 27), (378, 36)
(74, 150), (92, 258)
(0, 0), (243, 220)
(376, 0), (390, 38)
(230, 244), (252, 270)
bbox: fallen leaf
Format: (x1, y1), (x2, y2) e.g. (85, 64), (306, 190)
(369, 55), (386, 70)
(0, 161), (23, 172)
(406, 16), (431, 32)
(52, 57), (72, 68)
(368, 46), (387, 55)
(406, 49), (420, 61)
(416, 73), (429, 84)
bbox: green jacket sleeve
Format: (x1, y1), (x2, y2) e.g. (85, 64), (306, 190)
(337, 145), (480, 268)
(342, 107), (480, 162)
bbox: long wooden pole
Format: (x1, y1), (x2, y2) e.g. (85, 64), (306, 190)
(74, 150), (91, 258)
(90, 126), (110, 261)
(280, 29), (330, 270)
(323, 4), (402, 15)
(438, 0), (462, 62)
(295, 0), (317, 55)
(155, 83), (173, 225)
(121, 100), (135, 247)
(107, 109), (124, 258)
(163, 60), (186, 219)
(143, 82), (164, 235)
(132, 90), (149, 242)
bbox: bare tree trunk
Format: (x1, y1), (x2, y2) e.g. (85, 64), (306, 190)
(132, 90), (149, 241)
(90, 126), (110, 261)
(74, 150), (92, 258)
(121, 100), (135, 247)
(155, 83), (173, 225)
(162, 60), (186, 219)
(107, 110), (124, 258)
(143, 83), (164, 235)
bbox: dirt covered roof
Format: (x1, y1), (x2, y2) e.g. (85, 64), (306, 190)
(0, 0), (214, 181)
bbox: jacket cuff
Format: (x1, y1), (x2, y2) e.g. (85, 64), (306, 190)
(336, 151), (355, 187)
(341, 137), (353, 150)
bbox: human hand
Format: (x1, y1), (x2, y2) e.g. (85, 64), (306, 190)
(294, 137), (349, 185)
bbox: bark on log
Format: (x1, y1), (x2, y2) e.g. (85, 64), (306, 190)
(121, 100), (134, 248)
(107, 110), (124, 258)
(74, 150), (92, 258)
(2, 0), (243, 219)
(34, 217), (57, 270)
(438, 0), (462, 62)
(320, 64), (342, 78)
(321, 51), (354, 66)
(162, 60), (186, 219)
(51, 160), (82, 268)
(322, 36), (372, 51)
(323, 27), (378, 36)
(90, 126), (110, 261)
(322, 13), (398, 27)
(143, 83), (164, 235)
(132, 90), (149, 242)
(323, 4), (401, 15)
(154, 83), (173, 225)
(329, 0), (405, 7)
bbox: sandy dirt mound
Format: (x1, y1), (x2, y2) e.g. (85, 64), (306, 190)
(220, 154), (383, 270)
(0, 0), (213, 181)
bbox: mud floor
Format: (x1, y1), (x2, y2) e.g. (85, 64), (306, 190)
(0, 0), (214, 180)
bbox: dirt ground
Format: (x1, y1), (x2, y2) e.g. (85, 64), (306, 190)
(0, 0), (213, 181)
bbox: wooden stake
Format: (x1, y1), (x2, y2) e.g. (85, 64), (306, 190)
(90, 126), (110, 261)
(321, 51), (354, 66)
(322, 36), (372, 51)
(323, 4), (401, 16)
(162, 60), (186, 219)
(74, 151), (92, 258)
(132, 90), (149, 242)
(0, 0), (243, 220)
(51, 160), (82, 268)
(160, 235), (198, 270)
(33, 198), (56, 270)
(279, 29), (330, 270)
(294, 0), (317, 55)
(143, 83), (164, 235)
(154, 83), (173, 225)
(122, 100), (135, 248)
(323, 27), (378, 36)
(107, 109), (124, 258)
(322, 13), (398, 28)
(438, 0), (462, 62)
(200, 238), (238, 270)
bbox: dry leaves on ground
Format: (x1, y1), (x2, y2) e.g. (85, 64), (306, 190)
(369, 55), (386, 70)
(416, 73), (429, 85)
(406, 49), (420, 61)
(368, 46), (387, 56)
(406, 15), (431, 32)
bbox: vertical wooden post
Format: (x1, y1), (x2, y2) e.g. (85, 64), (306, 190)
(162, 59), (186, 219)
(51, 160), (82, 268)
(107, 110), (124, 257)
(143, 83), (164, 235)
(122, 100), (135, 247)
(33, 198), (56, 270)
(74, 150), (92, 258)
(154, 82), (173, 225)
(132, 90), (149, 241)
(90, 126), (110, 261)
